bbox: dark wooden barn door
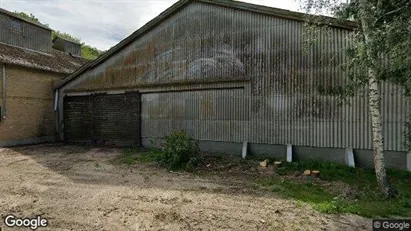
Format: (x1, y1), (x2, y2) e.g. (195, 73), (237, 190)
(63, 92), (141, 146)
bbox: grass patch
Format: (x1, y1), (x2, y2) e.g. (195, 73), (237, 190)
(275, 159), (374, 185)
(276, 159), (411, 189)
(256, 159), (411, 218)
(117, 148), (411, 218)
(121, 146), (159, 165)
(258, 178), (361, 214)
(259, 178), (334, 203)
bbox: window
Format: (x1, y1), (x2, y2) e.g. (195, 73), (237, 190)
(10, 19), (22, 32)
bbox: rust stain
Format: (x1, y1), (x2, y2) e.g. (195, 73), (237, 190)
(147, 40), (155, 58)
(136, 64), (146, 77)
(201, 97), (215, 119)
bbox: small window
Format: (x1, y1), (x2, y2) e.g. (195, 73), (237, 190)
(10, 19), (22, 32)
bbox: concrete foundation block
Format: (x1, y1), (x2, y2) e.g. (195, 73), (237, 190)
(407, 153), (411, 172)
(345, 147), (355, 168)
(242, 141), (248, 159)
(287, 144), (292, 162)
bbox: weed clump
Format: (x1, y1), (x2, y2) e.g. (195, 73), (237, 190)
(156, 130), (201, 171)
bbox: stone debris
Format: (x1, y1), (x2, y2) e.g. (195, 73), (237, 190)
(259, 159), (269, 168)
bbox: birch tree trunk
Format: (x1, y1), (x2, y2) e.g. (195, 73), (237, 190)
(368, 71), (396, 197)
(358, 0), (397, 197)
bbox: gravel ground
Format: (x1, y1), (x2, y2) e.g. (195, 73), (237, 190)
(0, 144), (371, 231)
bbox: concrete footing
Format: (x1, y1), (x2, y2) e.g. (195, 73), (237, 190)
(345, 147), (355, 168)
(407, 153), (411, 171)
(141, 138), (408, 170)
(242, 141), (248, 159)
(287, 144), (292, 162)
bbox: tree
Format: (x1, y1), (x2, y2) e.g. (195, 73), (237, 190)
(81, 44), (103, 60)
(52, 31), (103, 59)
(14, 11), (49, 27)
(13, 11), (104, 60)
(300, 0), (411, 197)
(52, 31), (82, 44)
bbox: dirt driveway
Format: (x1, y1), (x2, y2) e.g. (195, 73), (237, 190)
(0, 144), (370, 231)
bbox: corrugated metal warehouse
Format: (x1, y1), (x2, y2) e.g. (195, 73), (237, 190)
(55, 0), (410, 169)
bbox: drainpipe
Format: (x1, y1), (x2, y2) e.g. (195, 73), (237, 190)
(54, 90), (60, 141)
(1, 63), (6, 120)
(54, 90), (59, 111)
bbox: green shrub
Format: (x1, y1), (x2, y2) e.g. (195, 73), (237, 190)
(157, 130), (200, 170)
(123, 147), (137, 165)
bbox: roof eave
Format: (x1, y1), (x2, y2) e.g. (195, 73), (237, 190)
(202, 0), (357, 30)
(1, 60), (75, 74)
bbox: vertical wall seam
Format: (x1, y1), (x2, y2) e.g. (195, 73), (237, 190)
(2, 63), (6, 120)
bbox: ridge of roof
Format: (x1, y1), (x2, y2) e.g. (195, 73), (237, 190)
(53, 36), (83, 46)
(55, 0), (357, 90)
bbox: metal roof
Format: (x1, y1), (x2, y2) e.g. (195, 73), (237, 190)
(52, 36), (83, 46)
(0, 42), (89, 74)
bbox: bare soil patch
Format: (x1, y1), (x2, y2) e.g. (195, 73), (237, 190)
(0, 144), (370, 230)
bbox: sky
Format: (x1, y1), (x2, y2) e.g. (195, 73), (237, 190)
(0, 0), (301, 51)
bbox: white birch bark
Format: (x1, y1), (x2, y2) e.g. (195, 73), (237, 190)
(368, 70), (393, 196)
(359, 0), (395, 197)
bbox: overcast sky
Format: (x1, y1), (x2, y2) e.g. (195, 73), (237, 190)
(0, 0), (300, 51)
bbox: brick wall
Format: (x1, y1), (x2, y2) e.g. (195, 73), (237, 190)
(64, 92), (141, 146)
(0, 65), (66, 145)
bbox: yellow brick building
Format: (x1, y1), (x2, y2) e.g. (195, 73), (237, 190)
(0, 8), (87, 146)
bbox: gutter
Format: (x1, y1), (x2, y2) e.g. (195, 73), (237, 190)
(2, 63), (6, 120)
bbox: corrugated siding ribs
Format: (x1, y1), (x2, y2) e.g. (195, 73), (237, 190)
(63, 2), (407, 151)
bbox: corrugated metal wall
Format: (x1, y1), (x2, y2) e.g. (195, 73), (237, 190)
(64, 41), (81, 57)
(62, 2), (408, 152)
(0, 13), (52, 53)
(141, 88), (249, 142)
(53, 38), (82, 56)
